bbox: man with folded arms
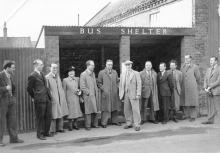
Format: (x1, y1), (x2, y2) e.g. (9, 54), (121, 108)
(202, 56), (220, 124)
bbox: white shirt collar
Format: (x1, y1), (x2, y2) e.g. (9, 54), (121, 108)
(35, 69), (41, 75)
(51, 72), (56, 78)
(4, 70), (10, 77)
(87, 69), (92, 74)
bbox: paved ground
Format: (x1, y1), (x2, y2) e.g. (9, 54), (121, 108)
(1, 117), (220, 153)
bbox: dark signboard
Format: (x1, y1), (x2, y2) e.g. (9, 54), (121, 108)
(44, 26), (195, 36)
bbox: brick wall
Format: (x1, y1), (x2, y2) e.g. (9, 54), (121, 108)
(119, 36), (130, 72)
(45, 36), (59, 74)
(195, 0), (209, 116)
(59, 46), (120, 79)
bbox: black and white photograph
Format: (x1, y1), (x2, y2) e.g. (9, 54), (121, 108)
(0, 0), (220, 153)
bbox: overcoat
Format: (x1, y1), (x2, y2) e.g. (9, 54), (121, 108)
(180, 63), (201, 106)
(139, 69), (159, 111)
(171, 69), (182, 111)
(97, 68), (120, 112)
(45, 73), (69, 119)
(63, 77), (83, 119)
(80, 70), (100, 114)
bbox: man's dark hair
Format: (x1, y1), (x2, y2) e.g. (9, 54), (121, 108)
(211, 56), (218, 62)
(169, 60), (177, 66)
(160, 62), (166, 67)
(3, 60), (15, 69)
(185, 54), (192, 59)
(106, 60), (113, 63)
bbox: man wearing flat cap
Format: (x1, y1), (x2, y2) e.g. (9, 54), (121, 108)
(119, 60), (142, 131)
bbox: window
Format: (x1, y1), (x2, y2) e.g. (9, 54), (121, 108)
(150, 12), (160, 27)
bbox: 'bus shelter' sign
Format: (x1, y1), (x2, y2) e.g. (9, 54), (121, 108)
(80, 27), (168, 35)
(45, 26), (195, 36)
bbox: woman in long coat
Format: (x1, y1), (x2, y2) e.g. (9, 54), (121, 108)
(63, 66), (83, 131)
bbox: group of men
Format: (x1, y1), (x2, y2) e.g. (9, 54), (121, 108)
(1, 54), (220, 146)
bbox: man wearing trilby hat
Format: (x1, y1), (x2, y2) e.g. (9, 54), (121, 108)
(119, 60), (142, 131)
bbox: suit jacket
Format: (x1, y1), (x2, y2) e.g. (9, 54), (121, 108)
(172, 69), (182, 95)
(139, 69), (159, 111)
(27, 71), (51, 102)
(0, 71), (16, 100)
(157, 70), (174, 97)
(204, 65), (220, 96)
(119, 69), (141, 100)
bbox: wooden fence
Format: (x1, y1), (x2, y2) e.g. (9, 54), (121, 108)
(0, 48), (45, 131)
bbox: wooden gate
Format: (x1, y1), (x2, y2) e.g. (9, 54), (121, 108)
(0, 48), (45, 132)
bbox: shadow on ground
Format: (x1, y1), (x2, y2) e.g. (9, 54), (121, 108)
(13, 127), (214, 150)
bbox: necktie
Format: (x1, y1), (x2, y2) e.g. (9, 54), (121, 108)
(148, 70), (151, 78)
(211, 67), (214, 75)
(126, 71), (130, 91)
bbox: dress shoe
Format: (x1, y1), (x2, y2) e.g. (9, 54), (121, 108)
(73, 126), (80, 130)
(173, 118), (179, 123)
(135, 126), (140, 131)
(124, 125), (133, 129)
(69, 126), (73, 131)
(51, 132), (57, 135)
(190, 118), (195, 122)
(112, 123), (122, 126)
(162, 121), (167, 124)
(149, 120), (158, 124)
(201, 121), (213, 124)
(85, 127), (91, 131)
(91, 125), (100, 128)
(44, 133), (54, 137)
(37, 135), (46, 140)
(140, 120), (144, 125)
(0, 141), (5, 147)
(57, 130), (65, 133)
(101, 125), (107, 128)
(10, 139), (24, 143)
(181, 116), (186, 120)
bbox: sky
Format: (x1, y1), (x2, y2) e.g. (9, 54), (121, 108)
(0, 0), (119, 41)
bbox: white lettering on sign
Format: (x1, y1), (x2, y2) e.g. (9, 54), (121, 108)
(121, 29), (125, 34)
(148, 29), (153, 34)
(156, 29), (160, 34)
(163, 29), (168, 34)
(97, 28), (101, 34)
(135, 29), (139, 34)
(88, 28), (93, 34)
(128, 29), (133, 34)
(142, 29), (147, 34)
(80, 28), (84, 34)
(79, 28), (169, 35)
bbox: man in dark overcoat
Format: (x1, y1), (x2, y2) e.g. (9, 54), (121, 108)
(27, 59), (53, 140)
(0, 60), (24, 147)
(180, 55), (201, 122)
(98, 60), (121, 128)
